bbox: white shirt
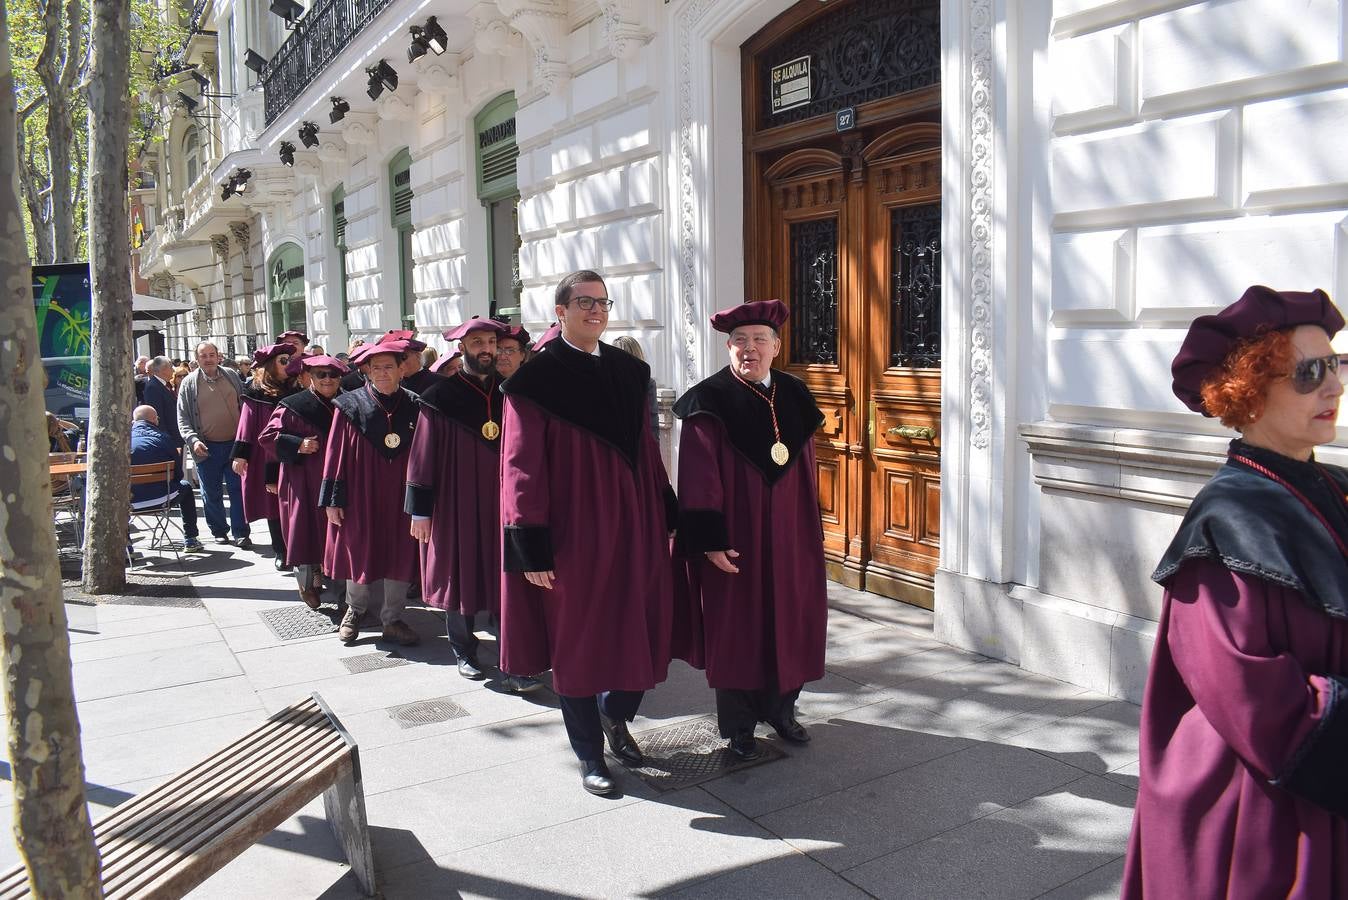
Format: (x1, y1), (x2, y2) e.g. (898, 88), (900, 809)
(562, 335), (602, 357)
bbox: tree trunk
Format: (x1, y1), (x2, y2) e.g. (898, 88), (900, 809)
(35, 0), (83, 263)
(80, 0), (132, 596)
(0, 3), (103, 895)
(15, 112), (54, 266)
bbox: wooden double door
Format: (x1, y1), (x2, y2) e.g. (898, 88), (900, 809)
(746, 117), (942, 607)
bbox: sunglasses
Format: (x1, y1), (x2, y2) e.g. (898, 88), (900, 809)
(1290, 353), (1348, 394)
(311, 370), (341, 380)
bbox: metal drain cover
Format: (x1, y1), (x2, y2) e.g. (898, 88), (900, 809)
(625, 716), (784, 792)
(386, 697), (469, 729)
(341, 652), (411, 674)
(258, 607), (337, 640)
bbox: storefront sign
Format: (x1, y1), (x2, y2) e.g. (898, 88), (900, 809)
(771, 55), (811, 114)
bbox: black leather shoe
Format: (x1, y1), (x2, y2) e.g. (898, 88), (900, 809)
(273, 556), (292, 572)
(728, 732), (763, 761)
(234, 536), (253, 551)
(581, 760), (617, 796)
(600, 713), (644, 766)
(457, 658), (486, 681)
(768, 716), (810, 744)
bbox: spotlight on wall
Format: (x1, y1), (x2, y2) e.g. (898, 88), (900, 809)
(189, 70), (210, 91)
(244, 49), (267, 73)
(269, 0), (304, 27)
(407, 27), (430, 64)
(298, 121), (319, 149)
(365, 59), (398, 101)
(423, 16), (449, 55)
(232, 168), (252, 193)
(329, 96), (349, 124)
(279, 141), (296, 166)
(221, 182), (235, 201)
(176, 90), (199, 112)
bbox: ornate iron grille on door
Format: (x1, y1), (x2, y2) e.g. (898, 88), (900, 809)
(789, 218), (839, 365)
(758, 0), (940, 127)
(890, 202), (941, 368)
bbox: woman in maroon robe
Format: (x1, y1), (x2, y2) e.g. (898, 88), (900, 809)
(259, 355), (348, 609)
(1124, 285), (1348, 898)
(231, 343), (296, 568)
(675, 300), (827, 760)
(498, 270), (684, 796)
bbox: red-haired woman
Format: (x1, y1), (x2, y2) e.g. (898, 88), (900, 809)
(1123, 285), (1348, 898)
(230, 343), (297, 568)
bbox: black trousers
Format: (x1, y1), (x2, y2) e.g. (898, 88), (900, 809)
(557, 690), (644, 762)
(267, 517), (287, 563)
(445, 611), (480, 662)
(715, 686), (802, 739)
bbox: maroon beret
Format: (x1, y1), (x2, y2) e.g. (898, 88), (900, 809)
(350, 340), (409, 367)
(1172, 285), (1344, 414)
(500, 325), (531, 347)
(443, 316), (508, 342)
(278, 330), (307, 345)
(532, 323), (562, 352)
(298, 354), (349, 375)
(429, 351), (463, 374)
(284, 351), (311, 378)
(381, 329), (415, 342)
(252, 343), (292, 367)
(711, 299), (789, 334)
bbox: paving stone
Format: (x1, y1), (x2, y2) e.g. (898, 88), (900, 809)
(75, 674), (264, 740)
(69, 624), (222, 663)
(988, 699), (1142, 775)
(828, 643), (987, 689)
(655, 850), (872, 899)
(80, 710), (271, 789)
(1038, 856), (1127, 899)
(337, 681), (557, 750)
(756, 740), (1086, 872)
(843, 775), (1136, 899)
(72, 640), (241, 702)
(65, 605), (213, 642)
(380, 787), (787, 899)
(256, 659), (480, 717)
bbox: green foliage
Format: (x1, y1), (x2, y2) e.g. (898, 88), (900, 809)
(8, 0), (188, 263)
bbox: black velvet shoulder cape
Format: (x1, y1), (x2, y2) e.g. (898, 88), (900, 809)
(416, 371), (505, 446)
(332, 385), (418, 461)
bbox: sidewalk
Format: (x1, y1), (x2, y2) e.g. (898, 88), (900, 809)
(11, 525), (1139, 899)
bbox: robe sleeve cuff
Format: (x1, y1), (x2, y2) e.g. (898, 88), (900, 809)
(503, 525), (554, 572)
(677, 508), (731, 553)
(273, 433), (305, 465)
(231, 440), (252, 461)
(405, 484), (435, 518)
(263, 461), (280, 485)
(318, 478), (346, 508)
(663, 485), (679, 533)
(1272, 675), (1348, 817)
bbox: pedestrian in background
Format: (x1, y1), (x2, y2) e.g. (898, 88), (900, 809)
(177, 341), (250, 546)
(131, 405), (202, 551)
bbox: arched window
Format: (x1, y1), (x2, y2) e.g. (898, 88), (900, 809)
(475, 93), (521, 320)
(267, 243), (306, 339)
(184, 127), (202, 187)
(388, 148), (414, 328)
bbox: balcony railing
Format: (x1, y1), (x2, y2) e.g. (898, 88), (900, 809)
(262, 0), (397, 126)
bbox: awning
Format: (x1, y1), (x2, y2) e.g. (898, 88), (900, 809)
(132, 292), (193, 322)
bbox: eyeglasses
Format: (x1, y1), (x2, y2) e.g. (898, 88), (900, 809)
(276, 355), (291, 366)
(496, 347), (521, 356)
(1290, 353), (1348, 394)
(569, 296), (614, 311)
(311, 370), (341, 380)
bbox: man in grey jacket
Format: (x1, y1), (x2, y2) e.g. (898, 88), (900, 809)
(176, 341), (250, 546)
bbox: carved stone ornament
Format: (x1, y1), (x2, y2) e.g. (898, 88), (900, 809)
(228, 221), (250, 247)
(495, 0), (570, 94)
(471, 3), (520, 56)
(340, 112), (379, 146)
(210, 234), (230, 258)
(599, 0), (652, 60)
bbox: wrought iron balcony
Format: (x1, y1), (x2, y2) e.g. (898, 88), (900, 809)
(262, 0), (397, 126)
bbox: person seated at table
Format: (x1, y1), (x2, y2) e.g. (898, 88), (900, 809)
(130, 405), (203, 552)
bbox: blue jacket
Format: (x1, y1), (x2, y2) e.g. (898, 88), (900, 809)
(142, 376), (183, 448)
(130, 420), (181, 509)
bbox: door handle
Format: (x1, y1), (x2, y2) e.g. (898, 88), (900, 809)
(887, 424), (935, 441)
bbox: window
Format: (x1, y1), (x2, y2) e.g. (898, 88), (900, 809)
(475, 93), (521, 319)
(184, 127), (201, 188)
(388, 148), (414, 328)
(332, 185), (349, 326)
(267, 243), (306, 338)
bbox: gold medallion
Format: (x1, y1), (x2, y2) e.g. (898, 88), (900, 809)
(384, 432), (401, 449)
(770, 441), (789, 466)
(482, 421), (500, 441)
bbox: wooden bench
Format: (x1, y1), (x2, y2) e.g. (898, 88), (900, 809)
(0, 694), (375, 898)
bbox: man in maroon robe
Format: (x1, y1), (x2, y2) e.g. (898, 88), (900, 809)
(321, 340), (421, 646)
(499, 270), (682, 796)
(494, 325), (530, 379)
(675, 300), (826, 759)
(231, 343), (297, 569)
(407, 318), (541, 692)
(260, 355), (348, 609)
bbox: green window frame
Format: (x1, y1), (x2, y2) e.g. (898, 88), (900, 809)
(388, 148), (415, 328)
(332, 184), (349, 326)
(475, 93), (521, 319)
(267, 242), (306, 338)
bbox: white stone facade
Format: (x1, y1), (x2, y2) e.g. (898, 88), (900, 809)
(144, 0), (1348, 702)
